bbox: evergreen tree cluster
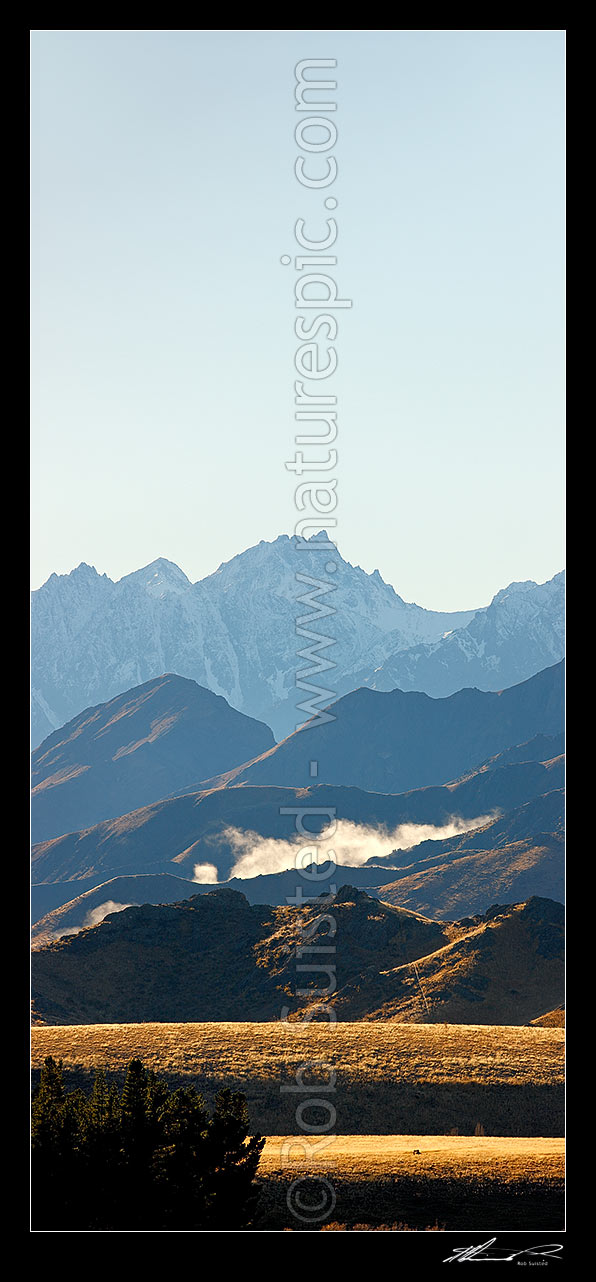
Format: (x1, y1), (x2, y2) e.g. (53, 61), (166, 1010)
(32, 1056), (265, 1230)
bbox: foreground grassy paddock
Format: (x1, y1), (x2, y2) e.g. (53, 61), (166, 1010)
(260, 1134), (564, 1180)
(31, 1021), (564, 1138)
(255, 1136), (564, 1231)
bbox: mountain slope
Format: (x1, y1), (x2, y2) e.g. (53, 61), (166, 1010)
(371, 787), (565, 869)
(31, 887), (563, 1027)
(374, 835), (563, 922)
(30, 864), (415, 942)
(362, 573), (565, 698)
(331, 895), (564, 1025)
(31, 749), (563, 886)
(31, 873), (200, 947)
(218, 662), (565, 793)
(364, 789), (564, 919)
(31, 533), (477, 746)
(31, 675), (275, 843)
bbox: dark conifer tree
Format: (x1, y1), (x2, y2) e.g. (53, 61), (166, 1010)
(31, 1057), (264, 1230)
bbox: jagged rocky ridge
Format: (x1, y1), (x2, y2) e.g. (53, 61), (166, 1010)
(32, 531), (564, 746)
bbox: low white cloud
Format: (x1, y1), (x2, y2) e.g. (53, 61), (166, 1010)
(81, 899), (137, 928)
(221, 815), (496, 880)
(192, 863), (219, 884)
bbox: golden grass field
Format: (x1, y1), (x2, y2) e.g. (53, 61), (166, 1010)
(31, 1019), (564, 1140)
(31, 1022), (565, 1228)
(255, 1135), (564, 1231)
(260, 1134), (564, 1182)
(31, 1020), (564, 1088)
(255, 1136), (564, 1231)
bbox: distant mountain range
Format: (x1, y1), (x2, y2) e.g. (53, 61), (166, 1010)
(367, 789), (564, 919)
(217, 662), (564, 793)
(371, 785), (565, 870)
(31, 532), (564, 746)
(31, 726), (563, 887)
(359, 573), (565, 699)
(30, 532), (566, 1040)
(31, 782), (563, 942)
(30, 866), (403, 946)
(30, 655), (564, 846)
(31, 675), (274, 843)
(31, 886), (563, 1027)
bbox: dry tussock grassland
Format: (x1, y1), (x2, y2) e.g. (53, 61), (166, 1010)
(259, 1134), (564, 1182)
(32, 1021), (564, 1139)
(255, 1135), (564, 1232)
(31, 1020), (563, 1088)
(31, 1022), (565, 1228)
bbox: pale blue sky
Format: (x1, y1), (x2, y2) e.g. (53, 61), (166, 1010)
(31, 29), (565, 610)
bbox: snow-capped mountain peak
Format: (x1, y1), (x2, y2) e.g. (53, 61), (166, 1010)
(31, 534), (564, 748)
(363, 570), (564, 699)
(117, 558), (192, 598)
(491, 570), (565, 609)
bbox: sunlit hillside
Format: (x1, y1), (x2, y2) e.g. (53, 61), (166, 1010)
(32, 1020), (564, 1138)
